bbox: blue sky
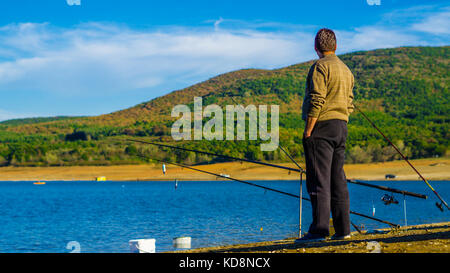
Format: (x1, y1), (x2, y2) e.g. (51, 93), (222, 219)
(0, 0), (449, 120)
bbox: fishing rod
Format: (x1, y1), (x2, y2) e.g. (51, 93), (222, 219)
(137, 153), (400, 228)
(129, 138), (303, 173)
(127, 138), (427, 200)
(347, 179), (427, 199)
(278, 143), (427, 200)
(353, 103), (448, 211)
(278, 144), (408, 234)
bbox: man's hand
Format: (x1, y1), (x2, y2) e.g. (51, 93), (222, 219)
(304, 116), (318, 139)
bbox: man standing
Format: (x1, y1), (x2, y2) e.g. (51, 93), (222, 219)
(297, 28), (354, 242)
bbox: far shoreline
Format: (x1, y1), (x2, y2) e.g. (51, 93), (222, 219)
(2, 177), (450, 183)
(0, 157), (448, 182)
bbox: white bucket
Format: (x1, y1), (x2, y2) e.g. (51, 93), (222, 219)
(129, 238), (156, 253)
(173, 236), (191, 249)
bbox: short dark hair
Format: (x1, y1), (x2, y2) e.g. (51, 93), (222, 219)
(315, 28), (336, 53)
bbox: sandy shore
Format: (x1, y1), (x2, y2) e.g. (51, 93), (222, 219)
(176, 221), (450, 253)
(0, 157), (448, 181)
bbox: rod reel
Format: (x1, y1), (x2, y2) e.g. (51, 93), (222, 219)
(353, 103), (449, 212)
(381, 194), (399, 205)
(436, 202), (444, 212)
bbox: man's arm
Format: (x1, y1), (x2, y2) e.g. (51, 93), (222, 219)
(304, 63), (326, 138)
(308, 63), (327, 118)
(348, 74), (355, 114)
(304, 116), (318, 138)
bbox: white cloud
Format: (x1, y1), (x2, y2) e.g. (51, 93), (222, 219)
(380, 5), (450, 36)
(0, 6), (448, 119)
(336, 26), (423, 53)
(411, 7), (450, 35)
(214, 17), (224, 31)
(0, 22), (314, 98)
(0, 108), (40, 122)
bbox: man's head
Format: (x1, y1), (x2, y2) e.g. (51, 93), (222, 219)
(314, 28), (337, 58)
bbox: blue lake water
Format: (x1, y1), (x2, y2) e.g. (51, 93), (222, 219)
(0, 180), (448, 253)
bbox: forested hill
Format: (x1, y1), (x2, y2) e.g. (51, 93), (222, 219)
(0, 46), (448, 166)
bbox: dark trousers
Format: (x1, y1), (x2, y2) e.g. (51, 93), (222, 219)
(303, 119), (350, 237)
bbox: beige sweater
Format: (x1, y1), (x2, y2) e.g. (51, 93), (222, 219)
(302, 53), (354, 122)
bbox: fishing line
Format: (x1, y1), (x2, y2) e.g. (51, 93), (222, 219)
(127, 138), (427, 200)
(278, 144), (304, 172)
(138, 154), (300, 199)
(135, 153), (400, 228)
(278, 144), (305, 236)
(353, 103), (448, 211)
(229, 96), (435, 207)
